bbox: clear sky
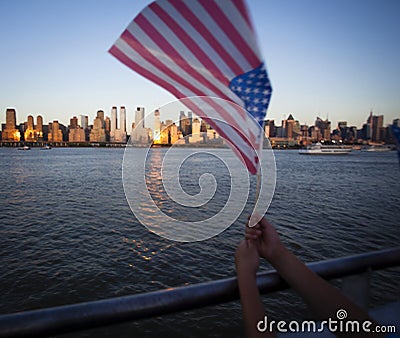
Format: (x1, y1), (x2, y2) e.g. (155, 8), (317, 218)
(1, 0), (399, 130)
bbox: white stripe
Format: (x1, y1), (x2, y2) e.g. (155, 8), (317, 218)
(126, 22), (242, 103)
(115, 38), (196, 96)
(214, 0), (262, 60)
(116, 36), (261, 147)
(157, 0), (237, 78)
(186, 0), (252, 72)
(141, 7), (241, 104)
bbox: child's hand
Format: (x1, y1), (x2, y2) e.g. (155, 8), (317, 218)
(245, 217), (285, 264)
(235, 239), (260, 277)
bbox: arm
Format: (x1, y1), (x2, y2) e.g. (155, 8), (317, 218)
(235, 239), (276, 338)
(246, 217), (384, 338)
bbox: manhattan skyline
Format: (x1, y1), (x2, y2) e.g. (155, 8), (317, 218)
(1, 0), (399, 129)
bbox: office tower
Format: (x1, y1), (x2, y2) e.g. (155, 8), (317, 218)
(154, 109), (161, 141)
(97, 110), (105, 127)
(90, 116), (106, 142)
(110, 106), (117, 141)
(48, 121), (63, 142)
(120, 106), (126, 132)
(135, 107), (145, 129)
(179, 111), (186, 133)
(188, 111), (193, 135)
(27, 115), (34, 130)
(131, 107), (146, 143)
(69, 116), (85, 142)
(80, 115), (88, 130)
(372, 115), (384, 142)
(109, 106), (127, 143)
(36, 115), (43, 132)
(189, 118), (202, 143)
(70, 116), (78, 129)
(24, 115), (37, 142)
(2, 108), (20, 141)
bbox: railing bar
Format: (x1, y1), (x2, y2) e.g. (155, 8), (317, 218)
(0, 247), (399, 337)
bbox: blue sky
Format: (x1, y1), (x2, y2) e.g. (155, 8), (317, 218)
(0, 0), (399, 129)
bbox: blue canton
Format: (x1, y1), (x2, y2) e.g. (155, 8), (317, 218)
(229, 63), (272, 126)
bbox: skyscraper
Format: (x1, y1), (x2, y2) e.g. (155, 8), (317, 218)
(2, 108), (20, 141)
(110, 106), (127, 143)
(110, 106), (117, 141)
(2, 108), (20, 142)
(120, 106), (126, 133)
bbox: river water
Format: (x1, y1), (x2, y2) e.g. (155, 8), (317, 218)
(0, 147), (399, 337)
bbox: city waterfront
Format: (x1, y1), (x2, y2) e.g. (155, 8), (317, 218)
(0, 148), (399, 337)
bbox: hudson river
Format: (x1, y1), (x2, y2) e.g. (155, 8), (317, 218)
(0, 148), (399, 337)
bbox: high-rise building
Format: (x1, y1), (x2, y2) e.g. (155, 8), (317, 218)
(24, 115), (38, 142)
(109, 106), (126, 142)
(154, 109), (161, 142)
(79, 115), (88, 130)
(189, 118), (202, 143)
(48, 121), (63, 142)
(135, 107), (145, 129)
(131, 107), (146, 143)
(2, 108), (20, 141)
(372, 115), (384, 142)
(69, 116), (85, 142)
(36, 115), (43, 133)
(315, 117), (331, 141)
(110, 106), (117, 141)
(179, 111), (186, 133)
(90, 115), (106, 142)
(120, 106), (126, 132)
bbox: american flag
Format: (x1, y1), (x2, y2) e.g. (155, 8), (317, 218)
(109, 0), (272, 174)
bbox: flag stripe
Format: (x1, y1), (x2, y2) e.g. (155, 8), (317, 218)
(167, 0), (247, 74)
(149, 2), (230, 86)
(109, 0), (271, 174)
(231, 0), (254, 33)
(182, 99), (259, 174)
(121, 23), (250, 125)
(109, 45), (184, 99)
(111, 41), (260, 165)
(136, 9), (240, 103)
(198, 0), (260, 68)
(157, 0), (238, 79)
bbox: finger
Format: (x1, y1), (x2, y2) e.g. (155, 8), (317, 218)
(258, 217), (272, 228)
(245, 226), (262, 236)
(245, 233), (258, 240)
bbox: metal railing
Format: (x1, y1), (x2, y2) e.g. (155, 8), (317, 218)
(1, 247), (399, 337)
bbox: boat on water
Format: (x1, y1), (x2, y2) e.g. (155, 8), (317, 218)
(40, 145), (52, 150)
(299, 142), (352, 155)
(364, 145), (392, 152)
(18, 146), (30, 151)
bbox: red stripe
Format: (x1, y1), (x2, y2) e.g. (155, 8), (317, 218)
(149, 2), (229, 86)
(200, 96), (257, 150)
(109, 45), (185, 99)
(121, 29), (207, 97)
(167, 0), (244, 75)
(198, 0), (260, 68)
(232, 0), (254, 33)
(123, 21), (246, 124)
(184, 101), (258, 174)
(109, 44), (259, 171)
(135, 12), (236, 101)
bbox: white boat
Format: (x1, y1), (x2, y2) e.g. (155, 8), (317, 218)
(41, 145), (52, 150)
(365, 145), (392, 152)
(299, 142), (352, 155)
(18, 146), (31, 151)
